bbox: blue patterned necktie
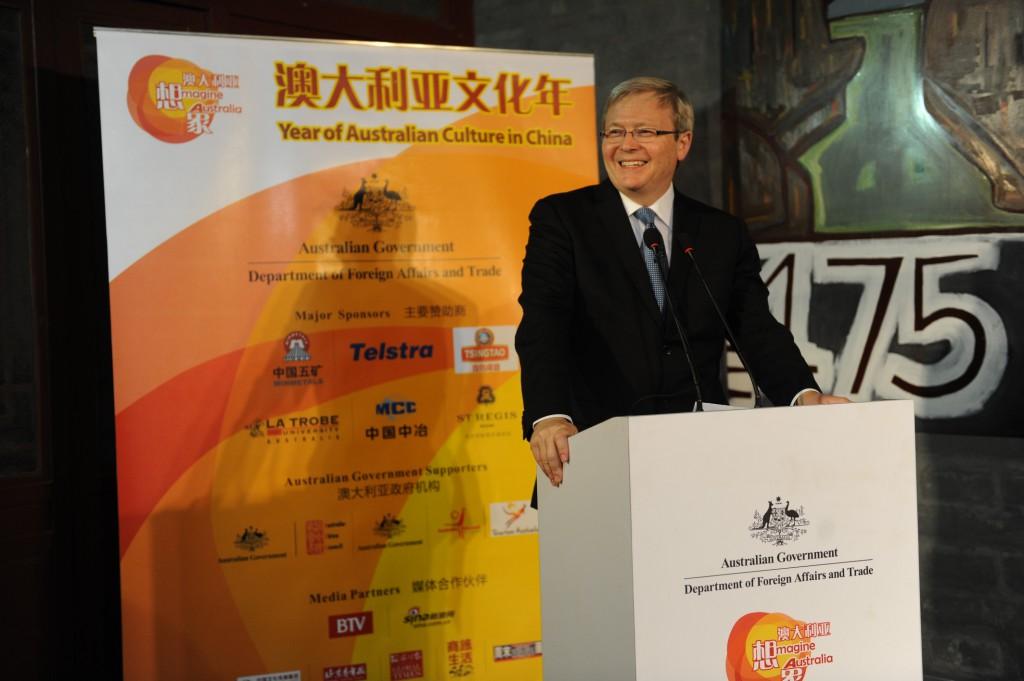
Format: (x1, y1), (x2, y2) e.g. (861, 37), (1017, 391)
(635, 207), (666, 311)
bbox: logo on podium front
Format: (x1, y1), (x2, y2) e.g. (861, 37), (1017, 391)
(749, 496), (810, 546)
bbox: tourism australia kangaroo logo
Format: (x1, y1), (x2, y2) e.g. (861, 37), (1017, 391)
(748, 496), (809, 546)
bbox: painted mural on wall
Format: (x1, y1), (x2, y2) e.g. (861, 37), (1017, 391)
(723, 0), (1024, 437)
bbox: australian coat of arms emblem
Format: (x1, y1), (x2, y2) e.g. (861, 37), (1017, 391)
(749, 496), (809, 546)
(336, 173), (414, 232)
(373, 513), (406, 539)
(234, 526), (269, 552)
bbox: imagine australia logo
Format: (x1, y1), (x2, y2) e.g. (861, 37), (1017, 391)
(126, 55), (241, 143)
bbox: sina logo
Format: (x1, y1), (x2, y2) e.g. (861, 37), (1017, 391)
(336, 173), (414, 232)
(234, 526), (269, 552)
(373, 513), (405, 539)
(749, 496), (809, 546)
(283, 331), (311, 362)
(403, 606), (427, 625)
(476, 385), (496, 404)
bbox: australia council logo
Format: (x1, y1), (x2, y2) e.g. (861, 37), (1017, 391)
(336, 173), (414, 232)
(749, 496), (809, 546)
(126, 55), (241, 143)
(234, 526), (269, 552)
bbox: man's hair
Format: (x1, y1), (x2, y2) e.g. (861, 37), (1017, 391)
(602, 77), (694, 135)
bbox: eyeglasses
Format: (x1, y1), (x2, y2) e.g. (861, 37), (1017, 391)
(600, 127), (679, 142)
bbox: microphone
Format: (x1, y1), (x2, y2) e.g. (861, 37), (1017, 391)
(675, 233), (768, 407)
(642, 227), (703, 412)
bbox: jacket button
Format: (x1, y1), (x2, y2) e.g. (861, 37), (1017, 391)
(662, 345), (672, 356)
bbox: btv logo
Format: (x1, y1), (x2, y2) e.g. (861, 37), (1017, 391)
(375, 399), (417, 417)
(328, 611), (374, 638)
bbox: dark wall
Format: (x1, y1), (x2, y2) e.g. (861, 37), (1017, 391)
(721, 1), (1024, 679)
(917, 433), (1024, 681)
(475, 0), (723, 207)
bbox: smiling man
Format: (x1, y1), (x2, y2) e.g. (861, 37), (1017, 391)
(516, 77), (846, 498)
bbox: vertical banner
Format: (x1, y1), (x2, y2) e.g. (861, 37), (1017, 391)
(96, 29), (595, 681)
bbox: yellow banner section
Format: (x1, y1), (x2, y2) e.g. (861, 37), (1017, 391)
(97, 29), (595, 681)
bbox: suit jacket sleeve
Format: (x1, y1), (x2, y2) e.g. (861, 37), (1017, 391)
(515, 196), (577, 439)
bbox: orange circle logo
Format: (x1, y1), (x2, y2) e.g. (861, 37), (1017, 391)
(126, 55), (222, 143)
(726, 612), (835, 681)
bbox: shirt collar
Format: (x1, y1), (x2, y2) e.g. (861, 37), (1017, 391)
(618, 184), (675, 227)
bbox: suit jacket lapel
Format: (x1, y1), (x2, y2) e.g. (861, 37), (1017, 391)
(595, 182), (663, 323)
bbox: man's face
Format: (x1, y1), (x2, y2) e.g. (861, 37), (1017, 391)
(601, 91), (693, 205)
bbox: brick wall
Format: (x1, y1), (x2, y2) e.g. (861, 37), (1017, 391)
(918, 433), (1024, 680)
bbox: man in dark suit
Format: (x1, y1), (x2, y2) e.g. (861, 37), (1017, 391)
(516, 77), (847, 491)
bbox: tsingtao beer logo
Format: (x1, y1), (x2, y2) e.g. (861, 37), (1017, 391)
(452, 326), (518, 373)
(726, 612), (834, 681)
(126, 55), (241, 143)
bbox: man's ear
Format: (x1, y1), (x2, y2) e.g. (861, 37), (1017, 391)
(676, 131), (693, 163)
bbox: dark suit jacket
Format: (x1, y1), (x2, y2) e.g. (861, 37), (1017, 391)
(515, 180), (818, 439)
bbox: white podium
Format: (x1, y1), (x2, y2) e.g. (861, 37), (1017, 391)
(538, 400), (921, 681)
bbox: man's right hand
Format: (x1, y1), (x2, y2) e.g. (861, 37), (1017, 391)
(529, 417), (578, 486)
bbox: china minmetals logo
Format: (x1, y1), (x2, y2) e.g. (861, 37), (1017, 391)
(126, 55), (241, 143)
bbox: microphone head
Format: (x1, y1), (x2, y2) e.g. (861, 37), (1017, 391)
(679, 233), (696, 254)
(642, 227), (663, 251)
